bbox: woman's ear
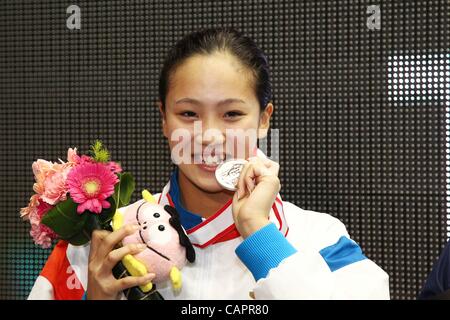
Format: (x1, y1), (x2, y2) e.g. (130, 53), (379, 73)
(258, 102), (274, 139)
(157, 100), (168, 138)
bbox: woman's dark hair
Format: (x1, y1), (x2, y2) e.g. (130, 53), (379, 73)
(158, 27), (272, 111)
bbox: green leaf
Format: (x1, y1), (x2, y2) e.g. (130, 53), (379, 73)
(41, 198), (89, 240)
(113, 172), (135, 208)
(97, 197), (116, 227)
(65, 228), (92, 246)
(42, 198), (118, 246)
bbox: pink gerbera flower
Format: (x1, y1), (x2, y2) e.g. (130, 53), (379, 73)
(66, 162), (119, 214)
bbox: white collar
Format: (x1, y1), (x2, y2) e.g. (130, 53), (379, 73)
(158, 179), (288, 248)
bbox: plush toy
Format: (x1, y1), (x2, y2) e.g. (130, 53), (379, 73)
(111, 190), (195, 295)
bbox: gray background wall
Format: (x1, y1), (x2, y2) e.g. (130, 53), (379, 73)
(0, 0), (449, 299)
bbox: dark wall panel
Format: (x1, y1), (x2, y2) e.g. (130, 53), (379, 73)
(0, 0), (449, 299)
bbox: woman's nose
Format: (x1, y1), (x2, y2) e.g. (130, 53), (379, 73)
(194, 119), (225, 146)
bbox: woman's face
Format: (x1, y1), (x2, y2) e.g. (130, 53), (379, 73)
(159, 51), (272, 193)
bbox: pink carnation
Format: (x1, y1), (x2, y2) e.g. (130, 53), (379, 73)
(41, 166), (71, 205)
(67, 147), (78, 164)
(70, 153), (95, 166)
(29, 200), (57, 249)
(20, 194), (40, 221)
(31, 149), (80, 206)
(107, 161), (122, 174)
(66, 162), (119, 214)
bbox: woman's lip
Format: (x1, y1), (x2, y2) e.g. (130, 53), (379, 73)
(197, 163), (219, 172)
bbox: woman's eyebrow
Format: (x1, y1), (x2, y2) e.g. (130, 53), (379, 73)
(175, 97), (246, 107)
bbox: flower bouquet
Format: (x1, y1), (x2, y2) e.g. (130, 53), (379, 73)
(20, 141), (163, 300)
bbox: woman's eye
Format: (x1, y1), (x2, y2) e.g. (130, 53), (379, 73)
(224, 111), (244, 119)
(180, 111), (197, 118)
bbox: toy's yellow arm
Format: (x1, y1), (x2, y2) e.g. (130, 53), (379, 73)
(170, 266), (182, 291)
(122, 255), (153, 292)
(112, 208), (153, 293)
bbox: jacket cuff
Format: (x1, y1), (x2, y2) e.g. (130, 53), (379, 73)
(235, 223), (297, 281)
(82, 291), (87, 300)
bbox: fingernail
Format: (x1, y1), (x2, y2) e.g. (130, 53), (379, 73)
(132, 225), (140, 230)
(146, 273), (156, 279)
(137, 244), (146, 249)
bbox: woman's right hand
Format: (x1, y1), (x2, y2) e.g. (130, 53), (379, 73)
(86, 225), (155, 300)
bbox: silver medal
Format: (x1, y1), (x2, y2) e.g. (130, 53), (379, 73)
(215, 159), (248, 191)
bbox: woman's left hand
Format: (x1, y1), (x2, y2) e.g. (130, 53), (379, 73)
(232, 156), (281, 238)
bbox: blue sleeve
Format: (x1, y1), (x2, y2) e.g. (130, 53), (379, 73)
(235, 223), (297, 281)
(319, 236), (367, 272)
(81, 291), (87, 300)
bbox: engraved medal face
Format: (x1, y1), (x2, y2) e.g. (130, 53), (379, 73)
(215, 159), (248, 191)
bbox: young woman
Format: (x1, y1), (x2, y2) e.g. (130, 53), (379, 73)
(28, 27), (389, 300)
